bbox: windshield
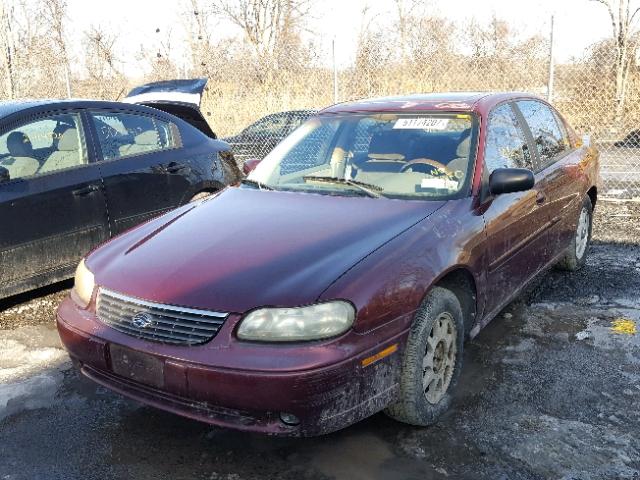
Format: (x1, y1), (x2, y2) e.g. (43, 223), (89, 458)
(247, 112), (477, 200)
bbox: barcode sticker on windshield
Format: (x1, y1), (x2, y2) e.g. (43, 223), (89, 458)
(393, 118), (449, 131)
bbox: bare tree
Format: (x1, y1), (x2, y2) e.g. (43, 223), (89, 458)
(0, 0), (16, 98)
(590, 0), (640, 121)
(42, 0), (71, 97)
(212, 0), (313, 60)
(183, 0), (216, 77)
(83, 25), (123, 99)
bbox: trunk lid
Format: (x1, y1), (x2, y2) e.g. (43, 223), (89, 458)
(123, 78), (216, 138)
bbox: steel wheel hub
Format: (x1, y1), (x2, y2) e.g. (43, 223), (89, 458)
(576, 207), (590, 259)
(422, 312), (457, 405)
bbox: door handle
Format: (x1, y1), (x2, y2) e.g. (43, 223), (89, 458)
(535, 191), (546, 205)
(72, 184), (99, 197)
(165, 162), (188, 174)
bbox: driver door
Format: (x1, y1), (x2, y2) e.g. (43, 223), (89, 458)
(481, 103), (552, 317)
(0, 110), (109, 296)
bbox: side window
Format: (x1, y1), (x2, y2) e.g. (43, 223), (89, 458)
(516, 100), (568, 165)
(0, 113), (87, 181)
(89, 111), (179, 161)
(243, 114), (289, 137)
(484, 104), (532, 173)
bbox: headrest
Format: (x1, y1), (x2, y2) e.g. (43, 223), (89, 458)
(7, 131), (33, 157)
(367, 131), (407, 161)
(134, 130), (159, 146)
(456, 129), (472, 158)
(58, 129), (79, 151)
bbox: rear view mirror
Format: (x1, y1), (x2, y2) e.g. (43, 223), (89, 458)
(0, 166), (9, 183)
(242, 158), (261, 175)
(489, 168), (534, 196)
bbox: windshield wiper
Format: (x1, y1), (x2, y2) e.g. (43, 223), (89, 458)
(240, 179), (273, 191)
(303, 176), (385, 198)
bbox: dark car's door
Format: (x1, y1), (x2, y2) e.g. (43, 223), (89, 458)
(87, 109), (191, 235)
(514, 100), (583, 255)
(0, 110), (108, 296)
(481, 103), (552, 317)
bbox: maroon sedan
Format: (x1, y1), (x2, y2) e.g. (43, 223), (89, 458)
(57, 93), (599, 436)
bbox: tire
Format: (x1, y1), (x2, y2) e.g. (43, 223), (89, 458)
(557, 196), (593, 271)
(385, 286), (465, 426)
(189, 191), (213, 202)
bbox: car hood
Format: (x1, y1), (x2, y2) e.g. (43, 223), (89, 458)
(88, 188), (444, 313)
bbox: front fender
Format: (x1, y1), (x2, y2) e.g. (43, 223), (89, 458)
(318, 199), (486, 335)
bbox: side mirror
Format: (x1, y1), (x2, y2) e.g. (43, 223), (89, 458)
(242, 158), (261, 175)
(489, 168), (534, 196)
(0, 166), (10, 183)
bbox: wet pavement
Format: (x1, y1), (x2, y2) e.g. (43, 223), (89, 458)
(1, 201), (639, 480)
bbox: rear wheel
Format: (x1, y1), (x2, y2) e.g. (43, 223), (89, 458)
(385, 287), (465, 426)
(557, 196), (593, 271)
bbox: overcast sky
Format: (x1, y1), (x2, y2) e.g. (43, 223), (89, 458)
(66, 0), (615, 75)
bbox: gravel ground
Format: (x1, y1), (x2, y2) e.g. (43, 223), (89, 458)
(0, 199), (639, 480)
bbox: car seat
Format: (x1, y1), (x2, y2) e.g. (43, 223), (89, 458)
(39, 128), (84, 174)
(1, 131), (39, 179)
(119, 130), (160, 157)
(447, 129), (472, 178)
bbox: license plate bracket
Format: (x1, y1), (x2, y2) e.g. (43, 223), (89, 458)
(110, 344), (164, 389)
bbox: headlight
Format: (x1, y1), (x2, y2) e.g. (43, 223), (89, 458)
(237, 301), (355, 342)
(72, 259), (95, 308)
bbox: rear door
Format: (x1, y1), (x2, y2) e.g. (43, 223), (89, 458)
(123, 78), (216, 138)
(481, 102), (552, 317)
(514, 100), (583, 255)
(0, 110), (108, 295)
(87, 109), (191, 235)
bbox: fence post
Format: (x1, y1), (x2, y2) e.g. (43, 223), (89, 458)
(332, 37), (339, 104)
(547, 14), (555, 103)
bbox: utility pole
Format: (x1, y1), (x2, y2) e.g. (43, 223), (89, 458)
(332, 37), (339, 104)
(547, 14), (555, 103)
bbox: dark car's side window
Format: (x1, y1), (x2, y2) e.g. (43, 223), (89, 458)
(516, 100), (569, 166)
(0, 113), (88, 181)
(89, 111), (179, 161)
(484, 103), (532, 173)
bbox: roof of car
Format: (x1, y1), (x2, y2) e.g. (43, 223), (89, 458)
(0, 98), (166, 120)
(320, 92), (539, 114)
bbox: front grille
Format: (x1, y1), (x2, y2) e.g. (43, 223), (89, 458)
(96, 289), (228, 346)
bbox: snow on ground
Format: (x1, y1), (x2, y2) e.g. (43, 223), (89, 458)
(0, 325), (69, 420)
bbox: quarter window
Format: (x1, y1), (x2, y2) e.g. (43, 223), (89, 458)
(89, 111), (179, 161)
(0, 113), (88, 181)
(484, 104), (532, 173)
(516, 100), (568, 165)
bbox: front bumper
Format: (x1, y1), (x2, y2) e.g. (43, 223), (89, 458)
(57, 297), (406, 436)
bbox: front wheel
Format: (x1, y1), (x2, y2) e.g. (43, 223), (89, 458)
(385, 287), (465, 426)
(557, 196), (593, 271)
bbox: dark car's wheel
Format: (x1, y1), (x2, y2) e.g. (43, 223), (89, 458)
(557, 196), (593, 271)
(385, 286), (465, 426)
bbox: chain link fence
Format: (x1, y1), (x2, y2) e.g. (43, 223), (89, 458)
(1, 2), (639, 198)
(196, 13), (640, 199)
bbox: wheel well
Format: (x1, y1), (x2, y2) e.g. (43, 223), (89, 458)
(435, 268), (477, 336)
(587, 186), (597, 209)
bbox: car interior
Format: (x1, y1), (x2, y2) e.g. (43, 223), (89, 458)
(0, 115), (86, 181)
(271, 121), (473, 197)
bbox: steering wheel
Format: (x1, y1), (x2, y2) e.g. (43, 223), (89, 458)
(400, 158), (454, 177)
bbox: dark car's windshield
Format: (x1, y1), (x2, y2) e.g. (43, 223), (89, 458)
(247, 112), (477, 200)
